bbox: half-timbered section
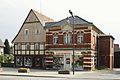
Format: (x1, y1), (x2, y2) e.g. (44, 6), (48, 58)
(12, 9), (54, 68)
(45, 16), (104, 70)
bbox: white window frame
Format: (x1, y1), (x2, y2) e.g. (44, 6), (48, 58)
(64, 33), (71, 44)
(53, 33), (58, 44)
(77, 32), (84, 43)
(35, 43), (39, 50)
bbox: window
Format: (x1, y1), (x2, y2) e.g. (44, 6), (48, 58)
(24, 57), (32, 67)
(64, 33), (72, 44)
(93, 35), (95, 45)
(35, 29), (40, 35)
(77, 32), (84, 43)
(53, 33), (58, 44)
(17, 43), (21, 50)
(16, 56), (23, 66)
(24, 29), (29, 35)
(35, 43), (39, 50)
(25, 43), (30, 50)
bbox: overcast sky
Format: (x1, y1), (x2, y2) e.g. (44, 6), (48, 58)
(0, 0), (120, 44)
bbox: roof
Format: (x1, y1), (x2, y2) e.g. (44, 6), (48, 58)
(98, 34), (115, 40)
(32, 9), (54, 23)
(0, 39), (5, 47)
(12, 9), (54, 43)
(45, 16), (93, 28)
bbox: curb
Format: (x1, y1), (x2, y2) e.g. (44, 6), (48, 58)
(0, 73), (68, 78)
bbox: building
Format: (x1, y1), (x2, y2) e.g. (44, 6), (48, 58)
(0, 39), (5, 55)
(12, 9), (115, 70)
(97, 35), (114, 69)
(12, 9), (54, 68)
(114, 44), (119, 52)
(114, 44), (120, 68)
(45, 16), (114, 70)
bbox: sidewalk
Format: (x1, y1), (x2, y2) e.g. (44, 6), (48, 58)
(0, 67), (120, 79)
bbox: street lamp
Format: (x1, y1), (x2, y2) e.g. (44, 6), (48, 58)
(69, 10), (75, 75)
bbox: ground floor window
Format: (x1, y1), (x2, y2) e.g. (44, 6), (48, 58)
(16, 56), (23, 66)
(24, 56), (32, 67)
(73, 55), (83, 70)
(53, 55), (64, 70)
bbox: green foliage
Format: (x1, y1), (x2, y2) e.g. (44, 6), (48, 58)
(4, 39), (10, 54)
(4, 54), (14, 63)
(0, 54), (4, 63)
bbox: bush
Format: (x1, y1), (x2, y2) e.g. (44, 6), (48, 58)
(4, 54), (14, 63)
(0, 54), (4, 63)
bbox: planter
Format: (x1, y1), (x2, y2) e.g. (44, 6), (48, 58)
(58, 70), (70, 74)
(18, 68), (30, 73)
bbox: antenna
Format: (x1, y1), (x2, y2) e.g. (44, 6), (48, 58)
(40, 0), (42, 13)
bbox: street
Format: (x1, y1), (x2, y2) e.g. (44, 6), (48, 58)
(1, 68), (120, 80)
(0, 75), (120, 80)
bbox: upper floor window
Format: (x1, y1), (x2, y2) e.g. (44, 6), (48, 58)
(77, 31), (84, 43)
(64, 33), (72, 44)
(53, 33), (58, 44)
(18, 43), (21, 50)
(35, 29), (40, 35)
(93, 35), (95, 45)
(35, 43), (39, 50)
(25, 43), (30, 50)
(24, 29), (29, 35)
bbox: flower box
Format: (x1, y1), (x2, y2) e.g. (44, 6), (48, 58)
(18, 68), (30, 73)
(58, 70), (70, 74)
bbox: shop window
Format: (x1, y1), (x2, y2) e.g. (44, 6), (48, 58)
(24, 57), (32, 67)
(16, 56), (23, 66)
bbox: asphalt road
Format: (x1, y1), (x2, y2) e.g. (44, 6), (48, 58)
(0, 76), (120, 80)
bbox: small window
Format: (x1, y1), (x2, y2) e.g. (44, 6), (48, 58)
(24, 29), (29, 35)
(35, 29), (40, 35)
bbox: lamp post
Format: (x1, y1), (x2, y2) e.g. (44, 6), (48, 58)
(69, 10), (75, 75)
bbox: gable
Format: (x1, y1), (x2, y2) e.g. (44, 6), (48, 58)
(12, 9), (46, 43)
(25, 10), (39, 22)
(62, 24), (73, 31)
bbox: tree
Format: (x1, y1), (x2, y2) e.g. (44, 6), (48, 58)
(4, 39), (10, 54)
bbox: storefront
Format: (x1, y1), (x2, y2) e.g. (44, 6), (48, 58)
(51, 50), (84, 71)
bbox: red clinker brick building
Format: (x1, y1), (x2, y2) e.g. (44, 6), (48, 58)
(97, 35), (115, 69)
(45, 16), (115, 70)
